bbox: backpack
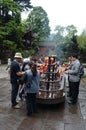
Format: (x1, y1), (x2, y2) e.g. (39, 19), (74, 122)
(79, 64), (84, 77)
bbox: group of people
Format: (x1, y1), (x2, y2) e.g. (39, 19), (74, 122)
(59, 55), (84, 105)
(10, 52), (40, 116)
(9, 52), (84, 116)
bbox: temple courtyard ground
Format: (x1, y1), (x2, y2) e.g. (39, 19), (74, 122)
(0, 65), (86, 130)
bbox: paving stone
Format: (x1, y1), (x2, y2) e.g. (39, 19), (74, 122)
(79, 102), (86, 120)
(0, 66), (86, 130)
(79, 91), (86, 100)
(64, 123), (85, 130)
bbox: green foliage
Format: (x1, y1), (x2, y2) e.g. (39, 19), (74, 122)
(65, 25), (77, 37)
(81, 28), (86, 36)
(54, 25), (65, 44)
(3, 40), (17, 50)
(53, 25), (86, 62)
(77, 35), (86, 49)
(53, 25), (79, 61)
(22, 49), (36, 58)
(6, 20), (25, 42)
(0, 26), (7, 38)
(0, 0), (27, 57)
(13, 0), (32, 11)
(0, 0), (21, 23)
(26, 6), (50, 41)
(0, 0), (34, 61)
(77, 35), (86, 61)
(0, 0), (86, 63)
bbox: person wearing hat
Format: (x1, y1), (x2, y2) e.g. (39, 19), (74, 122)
(10, 52), (25, 109)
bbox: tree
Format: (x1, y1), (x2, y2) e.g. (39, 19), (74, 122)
(51, 25), (79, 62)
(53, 26), (65, 61)
(0, 0), (24, 60)
(81, 28), (86, 36)
(77, 35), (86, 61)
(64, 35), (79, 57)
(0, 0), (21, 23)
(65, 25), (77, 38)
(64, 25), (79, 58)
(77, 28), (86, 62)
(13, 0), (32, 11)
(26, 6), (50, 42)
(0, 0), (35, 61)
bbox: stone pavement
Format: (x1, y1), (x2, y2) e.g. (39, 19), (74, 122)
(0, 65), (86, 130)
(0, 65), (9, 78)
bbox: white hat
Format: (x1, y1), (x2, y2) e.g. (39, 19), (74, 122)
(14, 52), (23, 59)
(23, 58), (30, 63)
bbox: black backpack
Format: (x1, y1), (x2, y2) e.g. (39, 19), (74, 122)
(79, 64), (84, 77)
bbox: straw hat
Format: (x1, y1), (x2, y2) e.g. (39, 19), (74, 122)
(14, 52), (23, 59)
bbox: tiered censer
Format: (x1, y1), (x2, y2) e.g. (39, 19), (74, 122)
(36, 55), (65, 104)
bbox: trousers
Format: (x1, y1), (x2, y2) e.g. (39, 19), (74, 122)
(69, 81), (79, 103)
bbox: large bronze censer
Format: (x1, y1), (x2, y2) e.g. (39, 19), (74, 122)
(36, 55), (65, 104)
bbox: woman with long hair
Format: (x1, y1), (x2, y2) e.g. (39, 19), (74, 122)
(24, 61), (40, 116)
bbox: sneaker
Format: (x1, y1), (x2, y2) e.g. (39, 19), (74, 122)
(12, 104), (20, 109)
(67, 100), (77, 105)
(67, 100), (73, 104)
(16, 100), (19, 103)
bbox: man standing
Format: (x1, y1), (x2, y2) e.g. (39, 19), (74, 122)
(10, 52), (25, 108)
(65, 55), (80, 104)
(6, 57), (11, 70)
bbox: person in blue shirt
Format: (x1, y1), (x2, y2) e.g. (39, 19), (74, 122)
(23, 61), (40, 116)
